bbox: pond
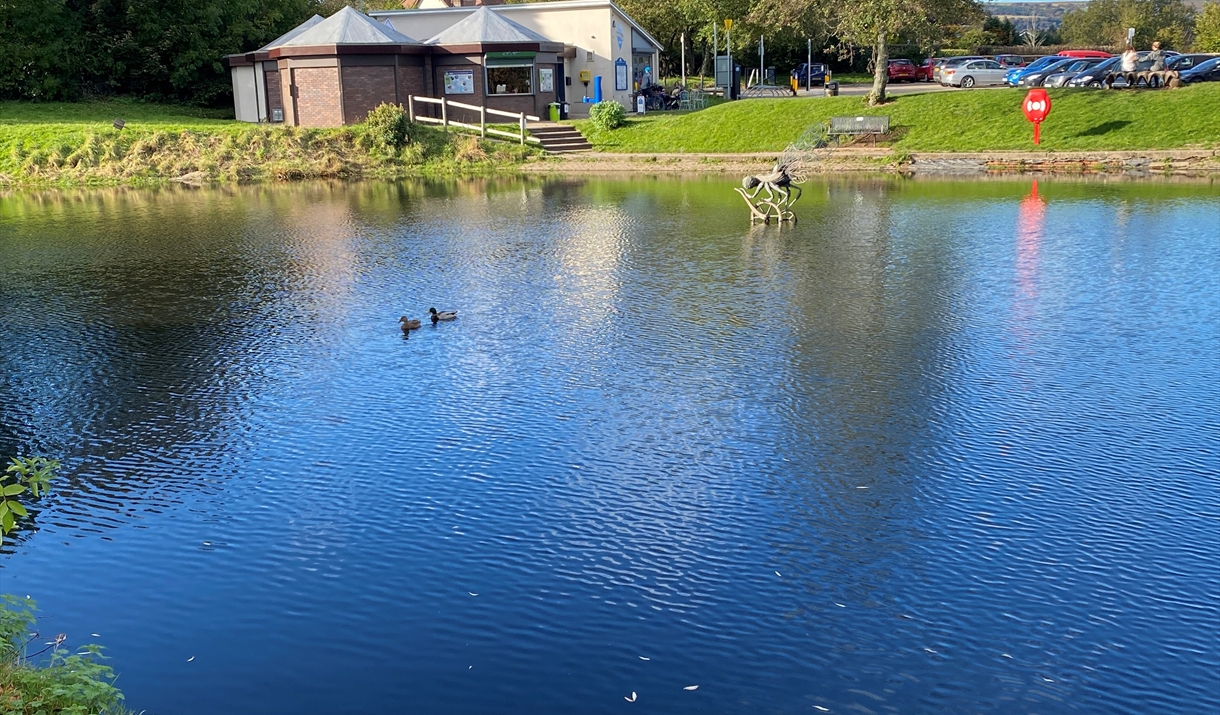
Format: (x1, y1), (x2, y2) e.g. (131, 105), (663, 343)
(1, 176), (1217, 714)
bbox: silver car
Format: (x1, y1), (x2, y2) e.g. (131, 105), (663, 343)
(934, 56), (984, 83)
(941, 59), (1008, 87)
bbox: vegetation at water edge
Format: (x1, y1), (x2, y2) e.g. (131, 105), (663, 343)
(0, 101), (534, 188)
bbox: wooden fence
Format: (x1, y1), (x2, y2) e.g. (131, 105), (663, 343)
(406, 96), (542, 145)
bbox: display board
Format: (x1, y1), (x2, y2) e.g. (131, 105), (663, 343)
(443, 70), (474, 95)
(539, 67), (554, 93)
(615, 58), (628, 91)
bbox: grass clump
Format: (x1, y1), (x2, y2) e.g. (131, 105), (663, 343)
(574, 83), (1220, 153)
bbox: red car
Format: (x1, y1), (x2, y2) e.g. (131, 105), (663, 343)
(887, 59), (917, 82)
(915, 58), (936, 81)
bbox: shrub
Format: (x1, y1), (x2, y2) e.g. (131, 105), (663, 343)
(589, 101), (627, 131)
(365, 102), (412, 150)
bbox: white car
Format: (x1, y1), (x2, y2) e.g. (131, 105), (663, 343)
(941, 59), (1008, 88)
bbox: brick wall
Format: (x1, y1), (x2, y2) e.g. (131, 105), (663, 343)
(265, 70), (283, 122)
(397, 63), (426, 102)
(341, 65), (397, 125)
(293, 67), (342, 128)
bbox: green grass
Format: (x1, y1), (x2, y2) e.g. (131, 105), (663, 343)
(0, 100), (533, 187)
(575, 83), (1220, 153)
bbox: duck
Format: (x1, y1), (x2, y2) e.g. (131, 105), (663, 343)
(429, 307), (458, 324)
(399, 316), (422, 333)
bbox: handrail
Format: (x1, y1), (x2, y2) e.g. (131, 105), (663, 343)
(406, 95), (542, 145)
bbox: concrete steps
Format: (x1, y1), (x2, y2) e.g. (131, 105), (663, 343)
(527, 122), (592, 154)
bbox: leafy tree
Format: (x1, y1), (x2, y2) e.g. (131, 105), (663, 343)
(1195, 1), (1220, 51)
(1060, 0), (1196, 49)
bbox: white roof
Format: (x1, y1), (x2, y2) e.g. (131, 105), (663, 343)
(259, 15), (324, 51)
(280, 7), (418, 47)
(425, 6), (549, 45)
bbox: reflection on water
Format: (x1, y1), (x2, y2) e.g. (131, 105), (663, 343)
(1, 176), (1218, 715)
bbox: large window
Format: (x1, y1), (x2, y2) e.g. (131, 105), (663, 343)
(486, 64), (532, 95)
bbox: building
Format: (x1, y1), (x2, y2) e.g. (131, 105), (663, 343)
(224, 1), (660, 126)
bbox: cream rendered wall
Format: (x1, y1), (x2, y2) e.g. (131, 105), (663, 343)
(231, 65), (259, 123)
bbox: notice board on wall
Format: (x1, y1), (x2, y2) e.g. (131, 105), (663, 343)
(614, 58), (628, 91)
(539, 67), (554, 93)
(444, 69), (474, 94)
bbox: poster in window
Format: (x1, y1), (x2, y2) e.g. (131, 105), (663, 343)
(539, 67), (554, 93)
(615, 58), (628, 91)
(443, 69), (474, 95)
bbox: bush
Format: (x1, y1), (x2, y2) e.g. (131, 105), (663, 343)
(589, 101), (627, 131)
(364, 102), (411, 150)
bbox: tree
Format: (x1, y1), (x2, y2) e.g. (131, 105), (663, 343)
(1195, 1), (1220, 51)
(1060, 0), (1196, 50)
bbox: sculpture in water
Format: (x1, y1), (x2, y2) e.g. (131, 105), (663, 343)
(734, 123), (829, 224)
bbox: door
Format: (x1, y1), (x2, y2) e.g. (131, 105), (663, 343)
(978, 60), (1005, 84)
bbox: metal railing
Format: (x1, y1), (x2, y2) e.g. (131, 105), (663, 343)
(406, 96), (541, 145)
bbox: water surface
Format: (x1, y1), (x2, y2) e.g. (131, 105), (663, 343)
(1, 176), (1218, 714)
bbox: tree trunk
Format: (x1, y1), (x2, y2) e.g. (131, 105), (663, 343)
(868, 28), (889, 106)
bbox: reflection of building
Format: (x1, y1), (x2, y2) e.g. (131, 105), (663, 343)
(224, 1), (660, 125)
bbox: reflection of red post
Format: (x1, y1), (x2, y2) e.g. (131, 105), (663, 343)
(1022, 89), (1051, 146)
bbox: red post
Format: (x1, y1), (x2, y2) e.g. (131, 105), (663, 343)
(1023, 89), (1051, 147)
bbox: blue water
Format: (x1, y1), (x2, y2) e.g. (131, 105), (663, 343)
(1, 177), (1217, 714)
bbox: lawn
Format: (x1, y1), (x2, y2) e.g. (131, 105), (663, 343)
(575, 83), (1220, 153)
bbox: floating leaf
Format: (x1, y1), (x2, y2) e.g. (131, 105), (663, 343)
(625, 692), (637, 702)
(187, 656), (195, 662)
(684, 685), (698, 690)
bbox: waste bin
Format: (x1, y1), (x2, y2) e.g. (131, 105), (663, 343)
(824, 81), (839, 97)
(560, 102), (570, 120)
(548, 103), (560, 122)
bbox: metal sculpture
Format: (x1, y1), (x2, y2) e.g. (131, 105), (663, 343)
(734, 123), (828, 223)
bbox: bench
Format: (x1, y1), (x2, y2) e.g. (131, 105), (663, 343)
(829, 115), (891, 145)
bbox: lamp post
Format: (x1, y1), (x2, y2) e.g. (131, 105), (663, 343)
(807, 38), (812, 92)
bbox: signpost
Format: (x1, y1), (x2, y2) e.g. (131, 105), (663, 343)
(1022, 88), (1051, 145)
(725, 19), (733, 94)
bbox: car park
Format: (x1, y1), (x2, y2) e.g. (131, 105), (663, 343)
(1180, 56), (1220, 83)
(1042, 58), (1105, 87)
(994, 54), (1025, 67)
(1006, 55), (1063, 85)
(887, 59), (918, 82)
(1017, 57), (1080, 86)
(941, 58), (1008, 87)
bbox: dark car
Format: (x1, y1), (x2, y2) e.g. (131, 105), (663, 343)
(887, 59), (917, 82)
(1180, 56), (1220, 83)
(791, 62), (829, 87)
(1166, 53), (1219, 72)
(1017, 57), (1079, 87)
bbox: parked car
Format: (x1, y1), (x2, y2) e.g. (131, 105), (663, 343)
(790, 62), (830, 87)
(1042, 58), (1106, 87)
(887, 59), (918, 82)
(1180, 56), (1220, 83)
(1006, 55), (1064, 85)
(1166, 53), (1219, 72)
(941, 58), (1008, 87)
(1017, 57), (1080, 86)
(994, 54), (1026, 67)
(935, 56), (985, 83)
(915, 58), (936, 81)
(1057, 49), (1113, 59)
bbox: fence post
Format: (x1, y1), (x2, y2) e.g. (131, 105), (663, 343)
(407, 96), (415, 123)
(480, 105), (486, 139)
(519, 113), (525, 145)
(441, 99), (448, 132)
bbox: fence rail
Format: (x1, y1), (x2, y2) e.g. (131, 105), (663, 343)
(406, 95), (541, 145)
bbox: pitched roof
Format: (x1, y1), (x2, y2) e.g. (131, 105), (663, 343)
(425, 6), (549, 45)
(279, 6), (418, 47)
(259, 14), (324, 51)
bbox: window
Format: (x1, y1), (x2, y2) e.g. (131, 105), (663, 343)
(486, 65), (532, 95)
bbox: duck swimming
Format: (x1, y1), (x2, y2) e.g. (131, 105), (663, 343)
(399, 316), (422, 333)
(429, 308), (458, 323)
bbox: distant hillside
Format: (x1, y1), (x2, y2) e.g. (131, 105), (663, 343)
(984, 2), (1075, 32)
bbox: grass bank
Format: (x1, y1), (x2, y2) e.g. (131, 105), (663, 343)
(0, 100), (532, 188)
(576, 83), (1220, 153)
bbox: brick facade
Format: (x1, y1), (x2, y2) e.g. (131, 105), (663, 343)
(341, 65), (397, 124)
(265, 69), (284, 121)
(293, 67), (343, 127)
